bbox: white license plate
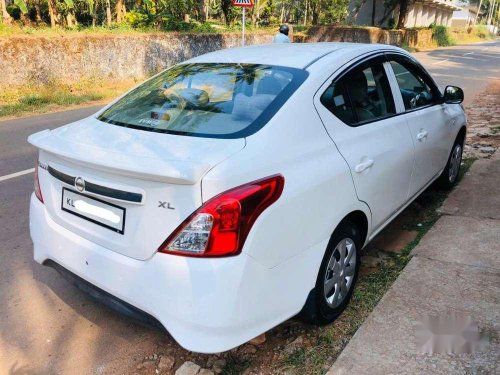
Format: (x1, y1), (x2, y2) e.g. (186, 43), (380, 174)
(61, 188), (126, 234)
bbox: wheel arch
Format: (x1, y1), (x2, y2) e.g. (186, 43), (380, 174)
(456, 125), (467, 147)
(338, 210), (369, 248)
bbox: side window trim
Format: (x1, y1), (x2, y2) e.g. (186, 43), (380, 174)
(383, 61), (406, 114)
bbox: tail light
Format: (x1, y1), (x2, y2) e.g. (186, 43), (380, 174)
(159, 174), (284, 257)
(34, 159), (44, 203)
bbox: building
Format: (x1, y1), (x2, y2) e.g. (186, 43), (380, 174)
(451, 4), (485, 27)
(350, 0), (461, 28)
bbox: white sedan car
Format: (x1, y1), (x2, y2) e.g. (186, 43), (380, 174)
(29, 43), (466, 353)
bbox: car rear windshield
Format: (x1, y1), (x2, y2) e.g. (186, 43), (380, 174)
(98, 63), (308, 138)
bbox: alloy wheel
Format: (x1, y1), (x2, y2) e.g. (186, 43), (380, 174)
(323, 238), (357, 308)
(448, 144), (462, 183)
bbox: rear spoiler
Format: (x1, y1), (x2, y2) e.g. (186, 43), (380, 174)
(28, 130), (210, 185)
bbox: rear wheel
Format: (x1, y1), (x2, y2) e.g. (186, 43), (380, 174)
(300, 221), (361, 325)
(435, 139), (463, 190)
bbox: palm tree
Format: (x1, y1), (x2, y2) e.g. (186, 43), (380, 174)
(47, 0), (59, 27)
(474, 0), (484, 25)
(115, 0), (126, 23)
(63, 0), (77, 27)
(87, 0), (97, 27)
(105, 0), (112, 26)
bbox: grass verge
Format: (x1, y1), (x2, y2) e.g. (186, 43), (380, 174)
(0, 78), (138, 119)
(272, 157), (476, 375)
(450, 26), (496, 45)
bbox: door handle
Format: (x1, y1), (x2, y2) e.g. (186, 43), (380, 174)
(417, 130), (428, 141)
(354, 159), (374, 173)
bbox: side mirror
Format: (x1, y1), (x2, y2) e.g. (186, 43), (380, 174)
(443, 85), (464, 104)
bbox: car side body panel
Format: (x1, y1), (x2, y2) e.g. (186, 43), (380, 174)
(201, 78), (371, 269)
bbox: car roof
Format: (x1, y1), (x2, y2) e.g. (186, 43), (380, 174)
(185, 42), (402, 69)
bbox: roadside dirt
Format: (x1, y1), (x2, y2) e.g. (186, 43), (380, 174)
(463, 81), (500, 158)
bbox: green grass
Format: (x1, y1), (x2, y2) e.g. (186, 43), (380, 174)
(0, 78), (137, 118)
(0, 91), (103, 118)
(274, 157), (476, 374)
(0, 22), (275, 37)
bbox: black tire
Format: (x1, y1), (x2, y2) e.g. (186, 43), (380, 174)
(299, 220), (361, 325)
(435, 138), (463, 190)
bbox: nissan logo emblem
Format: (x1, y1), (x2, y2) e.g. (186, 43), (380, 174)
(75, 177), (85, 192)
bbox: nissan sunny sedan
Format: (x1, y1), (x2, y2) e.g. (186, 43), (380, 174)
(28, 43), (466, 353)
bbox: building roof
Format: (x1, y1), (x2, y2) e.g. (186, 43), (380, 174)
(185, 42), (387, 69)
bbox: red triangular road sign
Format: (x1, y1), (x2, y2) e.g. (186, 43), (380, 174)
(232, 0), (253, 7)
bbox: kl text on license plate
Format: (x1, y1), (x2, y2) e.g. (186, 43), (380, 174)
(61, 188), (126, 234)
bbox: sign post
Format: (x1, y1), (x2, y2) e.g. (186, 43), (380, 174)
(232, 0), (254, 46)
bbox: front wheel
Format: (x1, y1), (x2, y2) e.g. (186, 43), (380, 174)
(435, 140), (463, 190)
(300, 221), (361, 325)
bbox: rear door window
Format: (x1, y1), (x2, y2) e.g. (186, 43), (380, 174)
(98, 63), (307, 139)
(321, 61), (396, 126)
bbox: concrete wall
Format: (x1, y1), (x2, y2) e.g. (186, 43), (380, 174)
(0, 32), (272, 89)
(0, 28), (437, 89)
(301, 26), (435, 49)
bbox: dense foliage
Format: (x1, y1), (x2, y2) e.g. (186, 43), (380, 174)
(1, 0), (498, 31)
(0, 0), (353, 30)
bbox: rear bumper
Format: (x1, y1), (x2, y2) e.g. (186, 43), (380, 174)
(44, 259), (165, 331)
(30, 193), (323, 353)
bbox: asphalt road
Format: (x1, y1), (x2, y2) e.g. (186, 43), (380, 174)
(0, 40), (499, 374)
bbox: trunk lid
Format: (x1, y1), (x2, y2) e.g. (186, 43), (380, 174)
(29, 117), (245, 260)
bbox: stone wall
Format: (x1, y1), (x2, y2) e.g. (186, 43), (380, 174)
(300, 26), (436, 49)
(0, 27), (437, 89)
(0, 32), (272, 89)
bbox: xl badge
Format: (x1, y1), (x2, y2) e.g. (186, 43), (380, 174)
(158, 201), (175, 210)
(75, 177), (85, 192)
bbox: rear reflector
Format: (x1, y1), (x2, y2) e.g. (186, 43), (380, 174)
(159, 174), (284, 257)
(34, 159), (44, 203)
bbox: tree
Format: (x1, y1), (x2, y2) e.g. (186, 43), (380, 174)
(474, 0), (484, 25)
(115, 0), (126, 23)
(221, 0), (234, 25)
(378, 0), (416, 28)
(63, 0), (77, 27)
(47, 0), (58, 27)
(33, 0), (43, 23)
(321, 0), (350, 24)
(105, 0), (112, 25)
(1, 0), (13, 24)
(396, 0), (415, 28)
(87, 0), (97, 27)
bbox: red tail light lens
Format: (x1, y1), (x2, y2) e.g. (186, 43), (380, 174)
(34, 159), (44, 203)
(159, 174), (284, 257)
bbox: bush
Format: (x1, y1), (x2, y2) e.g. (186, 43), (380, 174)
(474, 25), (488, 38)
(431, 25), (455, 46)
(125, 10), (153, 28)
(6, 4), (21, 20)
